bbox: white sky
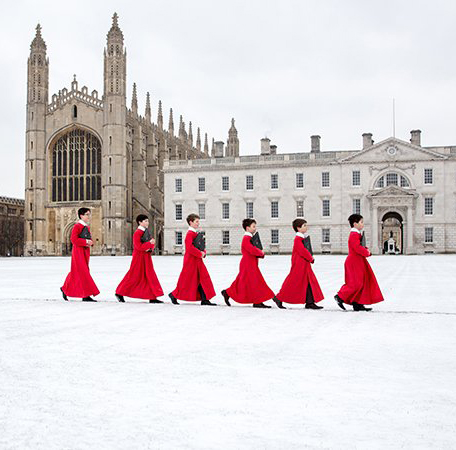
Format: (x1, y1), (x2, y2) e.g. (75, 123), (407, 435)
(1, 0), (456, 198)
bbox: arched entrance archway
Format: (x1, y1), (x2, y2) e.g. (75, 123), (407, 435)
(158, 231), (163, 255)
(381, 212), (403, 254)
(62, 223), (75, 256)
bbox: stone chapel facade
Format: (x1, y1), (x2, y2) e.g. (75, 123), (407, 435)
(24, 13), (210, 256)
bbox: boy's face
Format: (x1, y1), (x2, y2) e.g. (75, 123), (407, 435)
(139, 219), (149, 228)
(246, 222), (257, 234)
(354, 218), (364, 230)
(189, 218), (200, 229)
(298, 223), (308, 233)
(80, 211), (91, 223)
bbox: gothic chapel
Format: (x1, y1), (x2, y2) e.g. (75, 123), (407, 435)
(24, 13), (210, 256)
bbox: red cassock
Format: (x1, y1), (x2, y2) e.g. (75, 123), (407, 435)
(226, 235), (275, 304)
(338, 231), (384, 305)
(276, 236), (324, 304)
(172, 230), (216, 301)
(115, 229), (164, 300)
(61, 223), (100, 298)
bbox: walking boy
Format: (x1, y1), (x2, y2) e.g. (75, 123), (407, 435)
(274, 219), (324, 309)
(115, 214), (164, 303)
(334, 214), (384, 311)
(61, 207), (99, 302)
(221, 219), (275, 308)
(169, 214), (216, 306)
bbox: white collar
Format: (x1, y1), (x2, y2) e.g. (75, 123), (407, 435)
(78, 219), (88, 226)
(188, 226), (198, 233)
(138, 225), (146, 231)
(244, 231), (253, 237)
(351, 228), (361, 234)
(296, 232), (308, 238)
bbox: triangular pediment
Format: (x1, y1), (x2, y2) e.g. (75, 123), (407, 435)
(339, 137), (447, 163)
(367, 185), (418, 198)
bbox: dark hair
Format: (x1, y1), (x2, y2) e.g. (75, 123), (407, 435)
(186, 213), (200, 225)
(292, 218), (307, 232)
(348, 214), (363, 227)
(242, 218), (257, 230)
(136, 214), (148, 225)
(78, 207), (90, 219)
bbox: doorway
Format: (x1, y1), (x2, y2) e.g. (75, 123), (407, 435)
(381, 212), (403, 254)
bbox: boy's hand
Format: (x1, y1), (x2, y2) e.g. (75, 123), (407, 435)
(150, 238), (155, 245)
(87, 239), (93, 246)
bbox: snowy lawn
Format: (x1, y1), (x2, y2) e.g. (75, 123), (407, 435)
(0, 255), (455, 449)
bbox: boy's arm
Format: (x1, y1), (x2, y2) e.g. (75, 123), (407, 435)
(244, 239), (265, 258)
(295, 242), (314, 262)
(350, 233), (371, 257)
(71, 225), (90, 247)
(134, 232), (154, 252)
(185, 233), (204, 258)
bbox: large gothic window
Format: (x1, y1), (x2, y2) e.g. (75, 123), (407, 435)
(51, 129), (102, 202)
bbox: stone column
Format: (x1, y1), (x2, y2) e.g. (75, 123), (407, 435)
(406, 207), (414, 254)
(371, 206), (379, 254)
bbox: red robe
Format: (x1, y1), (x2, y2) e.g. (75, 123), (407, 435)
(61, 222), (100, 298)
(338, 231), (384, 305)
(226, 235), (275, 304)
(276, 235), (324, 304)
(115, 228), (164, 300)
(172, 230), (216, 301)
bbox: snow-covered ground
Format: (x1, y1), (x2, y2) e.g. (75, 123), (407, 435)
(1, 255), (455, 449)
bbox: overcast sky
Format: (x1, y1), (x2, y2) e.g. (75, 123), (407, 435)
(2, 0), (456, 198)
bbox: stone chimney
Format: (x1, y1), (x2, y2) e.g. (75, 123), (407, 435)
(214, 141), (224, 158)
(311, 135), (321, 153)
(362, 133), (374, 149)
(261, 137), (271, 155)
(270, 145), (277, 155)
(410, 129), (421, 146)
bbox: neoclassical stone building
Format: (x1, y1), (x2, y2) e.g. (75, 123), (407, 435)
(25, 14), (210, 256)
(163, 131), (456, 255)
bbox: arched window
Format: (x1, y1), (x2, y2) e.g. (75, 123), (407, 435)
(375, 172), (410, 189)
(51, 128), (102, 202)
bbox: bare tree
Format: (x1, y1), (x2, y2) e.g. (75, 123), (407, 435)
(0, 217), (24, 256)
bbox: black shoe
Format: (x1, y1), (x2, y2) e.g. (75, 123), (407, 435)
(201, 299), (217, 306)
(149, 299), (163, 304)
(221, 290), (231, 306)
(334, 294), (346, 310)
(82, 297), (97, 302)
(60, 287), (68, 301)
(305, 302), (323, 310)
(273, 296), (286, 309)
(353, 302), (372, 312)
(253, 303), (271, 309)
(169, 293), (179, 305)
(115, 294), (125, 303)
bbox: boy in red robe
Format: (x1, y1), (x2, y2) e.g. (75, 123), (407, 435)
(274, 218), (324, 309)
(334, 214), (384, 311)
(169, 213), (216, 306)
(61, 207), (100, 302)
(221, 219), (275, 308)
(115, 214), (164, 304)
